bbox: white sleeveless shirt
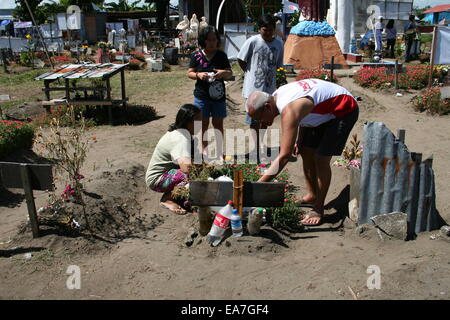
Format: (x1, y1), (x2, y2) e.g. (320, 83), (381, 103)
(273, 79), (358, 127)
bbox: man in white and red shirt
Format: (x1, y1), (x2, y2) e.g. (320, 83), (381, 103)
(245, 79), (359, 226)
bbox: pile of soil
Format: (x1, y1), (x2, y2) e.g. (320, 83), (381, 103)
(162, 207), (298, 261)
(2, 101), (46, 121)
(21, 162), (164, 243)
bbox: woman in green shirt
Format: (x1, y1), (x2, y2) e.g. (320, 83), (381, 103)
(145, 104), (201, 214)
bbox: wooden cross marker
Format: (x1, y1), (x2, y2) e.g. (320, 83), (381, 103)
(233, 170), (244, 218)
(0, 162), (54, 238)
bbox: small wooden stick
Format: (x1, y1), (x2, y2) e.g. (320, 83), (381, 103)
(233, 170), (244, 218)
(348, 286), (358, 300)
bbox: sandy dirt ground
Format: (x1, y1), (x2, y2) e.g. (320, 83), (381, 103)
(0, 66), (449, 300)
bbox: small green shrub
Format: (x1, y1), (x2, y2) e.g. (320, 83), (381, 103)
(19, 52), (36, 67)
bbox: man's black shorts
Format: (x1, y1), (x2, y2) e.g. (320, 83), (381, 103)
(299, 107), (359, 156)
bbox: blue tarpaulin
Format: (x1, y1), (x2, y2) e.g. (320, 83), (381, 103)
(289, 21), (335, 36)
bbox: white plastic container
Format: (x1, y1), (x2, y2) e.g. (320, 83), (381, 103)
(247, 208), (265, 235)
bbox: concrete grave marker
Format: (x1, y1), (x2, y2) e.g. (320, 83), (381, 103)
(440, 87), (450, 99)
(0, 94), (10, 102)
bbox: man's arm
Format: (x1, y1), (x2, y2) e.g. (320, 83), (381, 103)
(238, 59), (247, 72)
(237, 37), (252, 72)
(258, 98), (314, 182)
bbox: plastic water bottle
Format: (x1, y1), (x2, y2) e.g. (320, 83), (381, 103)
(206, 200), (233, 246)
(231, 209), (243, 237)
(247, 208), (264, 236)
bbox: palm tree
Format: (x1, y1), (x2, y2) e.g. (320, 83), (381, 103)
(104, 0), (144, 12)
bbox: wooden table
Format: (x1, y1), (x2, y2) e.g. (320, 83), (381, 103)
(35, 63), (129, 124)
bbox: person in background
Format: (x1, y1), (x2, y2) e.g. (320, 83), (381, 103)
(237, 14), (284, 159)
(374, 16), (384, 53)
(187, 26), (233, 157)
(274, 16), (286, 41)
(145, 104), (201, 214)
(385, 19), (397, 58)
(404, 15), (418, 62)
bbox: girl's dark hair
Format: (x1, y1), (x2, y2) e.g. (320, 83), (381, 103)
(198, 26), (221, 49)
(258, 13), (276, 29)
(168, 104), (201, 131)
(409, 15), (415, 22)
(386, 19), (395, 29)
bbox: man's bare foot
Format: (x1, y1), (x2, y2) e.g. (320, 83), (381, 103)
(300, 210), (323, 226)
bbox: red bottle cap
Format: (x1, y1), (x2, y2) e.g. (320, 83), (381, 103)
(228, 200), (234, 205)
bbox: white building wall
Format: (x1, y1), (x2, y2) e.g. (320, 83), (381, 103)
(330, 0), (413, 52)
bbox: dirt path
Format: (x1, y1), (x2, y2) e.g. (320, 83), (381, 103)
(0, 67), (449, 300)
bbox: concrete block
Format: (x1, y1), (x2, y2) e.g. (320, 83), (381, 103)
(371, 212), (407, 240)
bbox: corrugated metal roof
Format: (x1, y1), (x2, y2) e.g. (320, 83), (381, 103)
(424, 4), (450, 14)
(35, 63), (127, 81)
(358, 122), (441, 238)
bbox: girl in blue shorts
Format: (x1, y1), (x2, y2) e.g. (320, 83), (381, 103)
(188, 26), (233, 155)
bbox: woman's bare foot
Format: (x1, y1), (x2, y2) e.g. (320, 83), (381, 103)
(160, 192), (186, 214)
(160, 201), (186, 214)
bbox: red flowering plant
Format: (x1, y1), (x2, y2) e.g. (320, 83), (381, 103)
(130, 50), (146, 62)
(296, 68), (338, 83)
(128, 58), (144, 70)
(353, 66), (392, 88)
(354, 65), (440, 90)
(51, 55), (76, 65)
(0, 120), (35, 159)
(412, 87), (450, 115)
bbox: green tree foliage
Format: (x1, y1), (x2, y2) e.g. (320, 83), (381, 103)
(14, 0), (46, 24)
(413, 6), (431, 21)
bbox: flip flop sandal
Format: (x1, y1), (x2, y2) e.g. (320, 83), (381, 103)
(160, 203), (187, 215)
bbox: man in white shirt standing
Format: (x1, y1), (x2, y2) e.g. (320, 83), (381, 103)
(237, 14), (284, 158)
